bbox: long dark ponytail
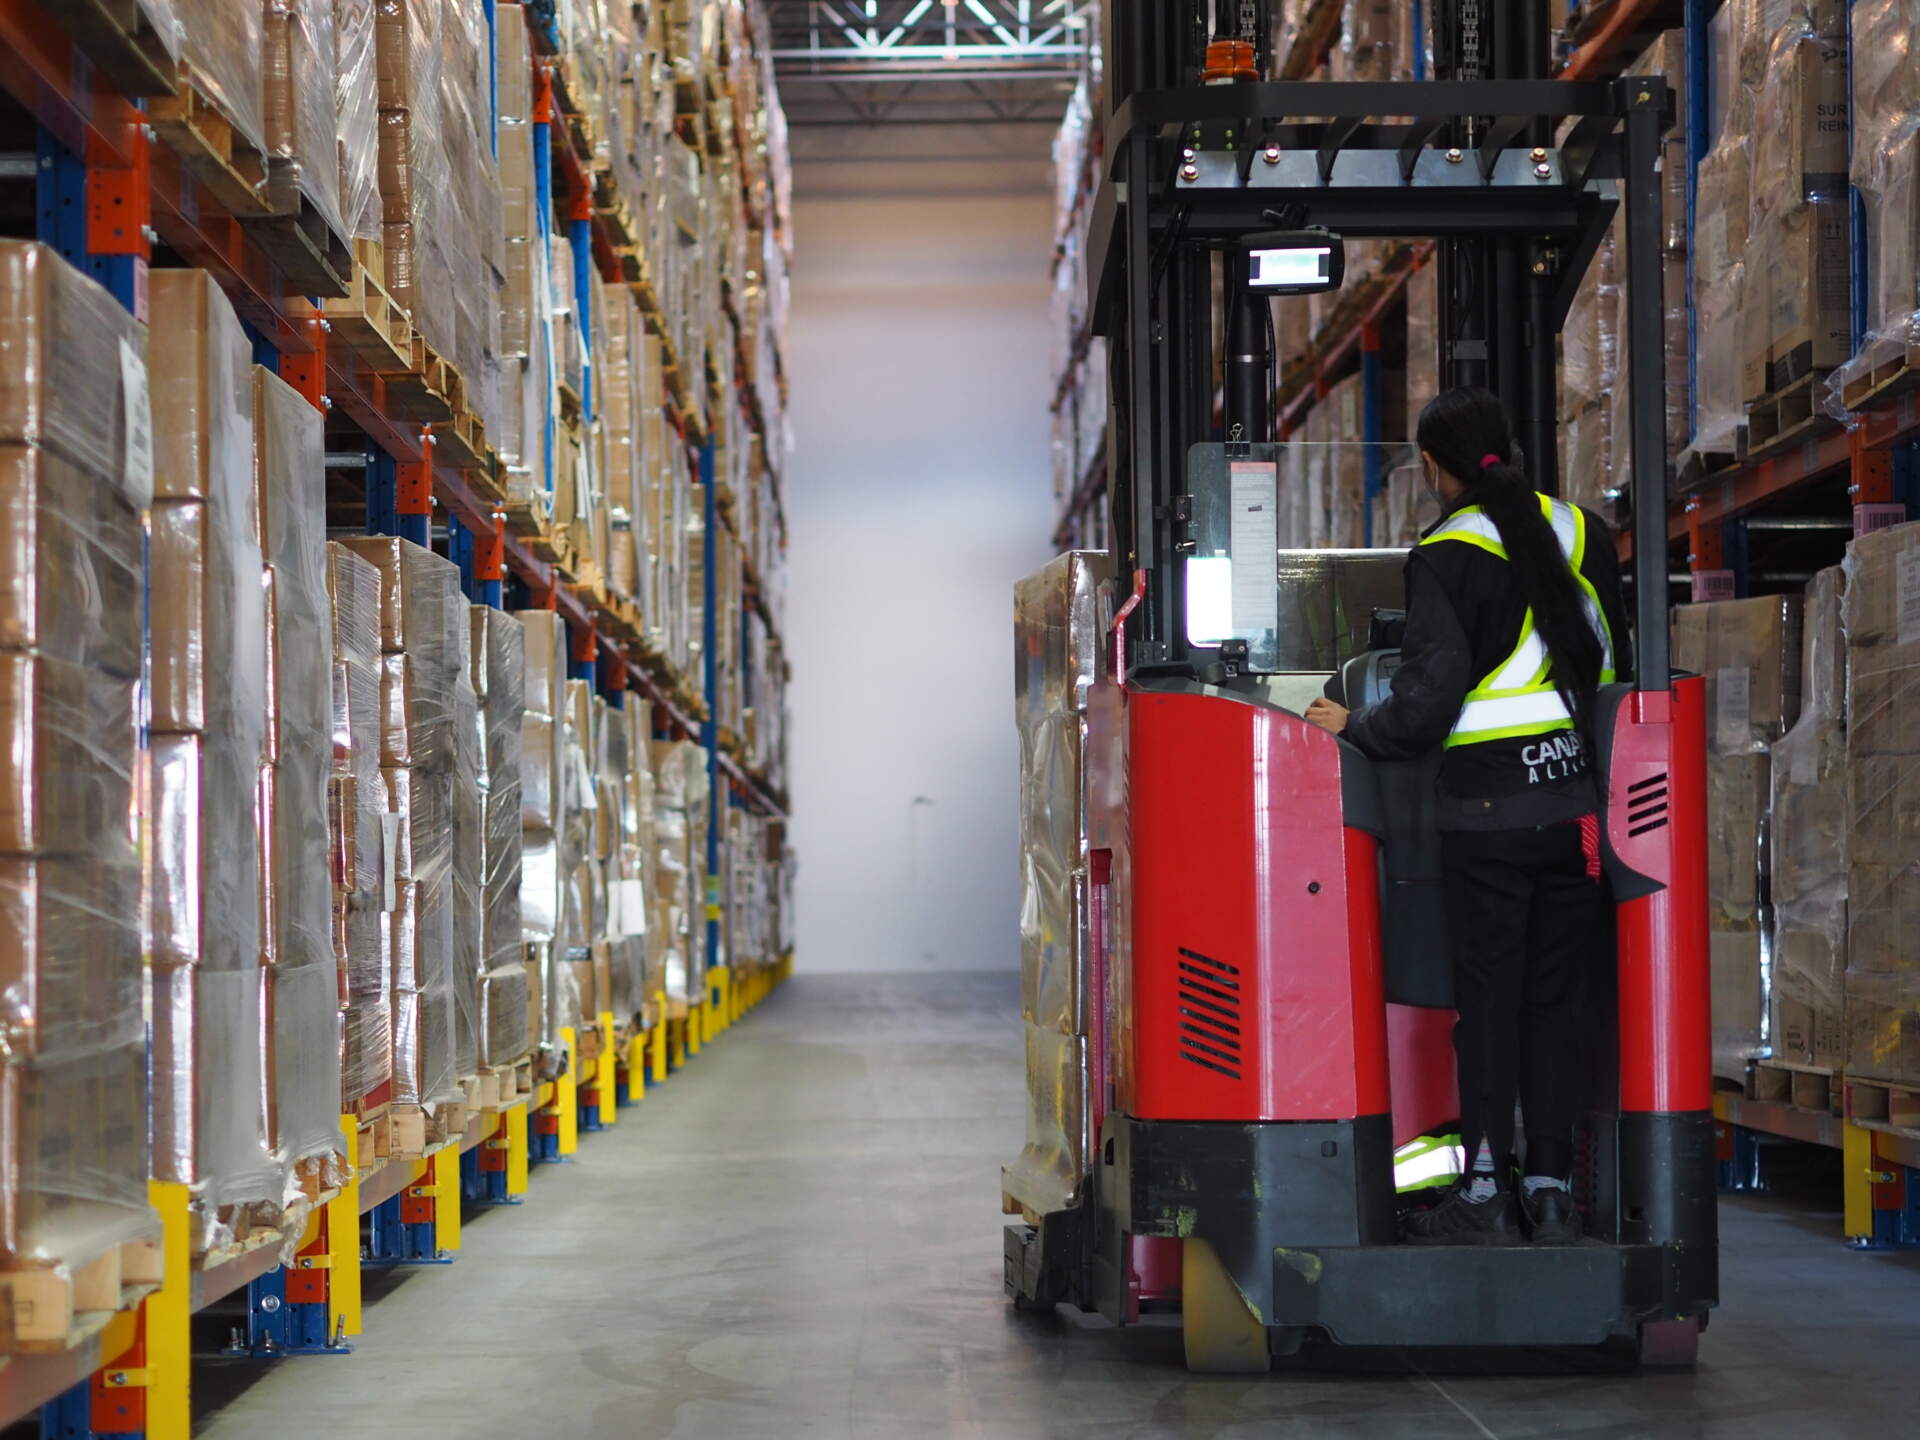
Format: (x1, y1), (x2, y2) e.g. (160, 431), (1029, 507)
(1416, 386), (1604, 732)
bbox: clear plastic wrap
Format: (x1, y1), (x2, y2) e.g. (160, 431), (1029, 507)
(147, 262), (272, 1220)
(0, 243), (147, 504)
(1829, 0), (1920, 409)
(1843, 523), (1920, 1084)
(333, 0), (379, 239)
(173, 0), (265, 156)
(470, 608), (529, 1067)
(449, 662), (484, 1082)
(1768, 566), (1847, 1068)
(263, 0), (345, 240)
(0, 446), (143, 686)
(373, 0), (454, 358)
(326, 544), (392, 1113)
(1005, 553), (1111, 1219)
(253, 370), (345, 1187)
(1672, 596), (1805, 1077)
(1691, 140), (1750, 453)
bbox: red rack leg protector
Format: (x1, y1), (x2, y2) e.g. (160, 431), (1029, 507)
(1610, 678), (1712, 1115)
(282, 312), (328, 413)
(476, 514), (507, 582)
(571, 619), (597, 666)
(396, 456), (433, 518)
(286, 1214), (330, 1305)
(401, 1180), (434, 1227)
(88, 1307), (145, 1433)
(85, 113), (150, 316)
(604, 643), (627, 694)
(1124, 687), (1390, 1122)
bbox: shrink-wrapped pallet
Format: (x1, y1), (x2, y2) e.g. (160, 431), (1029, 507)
(1831, 0), (1920, 407)
(470, 608), (530, 1067)
(327, 543), (392, 1115)
(173, 0), (264, 156)
(1005, 552), (1111, 1220)
(0, 247), (155, 1316)
(0, 243), (148, 497)
(334, 0), (379, 238)
(263, 0), (345, 238)
(1672, 596), (1805, 1079)
(1769, 566), (1847, 1069)
(146, 272), (282, 1250)
(1844, 524), (1920, 1084)
(252, 369), (345, 1192)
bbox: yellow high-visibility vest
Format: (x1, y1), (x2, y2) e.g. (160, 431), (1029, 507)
(1418, 494), (1616, 748)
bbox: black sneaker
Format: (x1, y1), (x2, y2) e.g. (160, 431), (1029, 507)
(1403, 1182), (1522, 1246)
(1521, 1184), (1582, 1245)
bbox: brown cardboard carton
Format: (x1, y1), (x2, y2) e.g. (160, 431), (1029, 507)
(149, 498), (269, 736)
(0, 655), (134, 856)
(337, 535), (459, 658)
(0, 856), (142, 1062)
(149, 270), (254, 504)
(1767, 197), (1854, 388)
(0, 242), (144, 496)
(0, 445), (142, 677)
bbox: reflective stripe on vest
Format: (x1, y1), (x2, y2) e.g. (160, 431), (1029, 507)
(1393, 1133), (1465, 1193)
(1419, 495), (1616, 748)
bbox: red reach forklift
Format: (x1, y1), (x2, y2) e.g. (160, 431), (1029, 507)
(1003, 0), (1716, 1372)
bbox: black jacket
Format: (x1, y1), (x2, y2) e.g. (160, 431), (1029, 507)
(1343, 500), (1633, 831)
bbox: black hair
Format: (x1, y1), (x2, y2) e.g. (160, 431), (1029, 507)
(1416, 386), (1604, 732)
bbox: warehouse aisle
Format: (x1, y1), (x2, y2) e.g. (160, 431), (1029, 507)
(195, 973), (1920, 1440)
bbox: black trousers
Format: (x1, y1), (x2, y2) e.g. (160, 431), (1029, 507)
(1440, 819), (1605, 1178)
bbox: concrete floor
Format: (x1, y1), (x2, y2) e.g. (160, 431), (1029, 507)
(192, 971), (1920, 1440)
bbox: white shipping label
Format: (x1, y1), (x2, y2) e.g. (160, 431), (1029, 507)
(381, 812), (402, 912)
(616, 879), (648, 937)
(1714, 665), (1752, 753)
(118, 336), (154, 507)
(1228, 461), (1279, 639)
(1898, 547), (1920, 647)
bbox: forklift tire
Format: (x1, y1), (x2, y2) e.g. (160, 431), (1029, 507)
(1180, 1239), (1270, 1374)
(1636, 1316), (1701, 1368)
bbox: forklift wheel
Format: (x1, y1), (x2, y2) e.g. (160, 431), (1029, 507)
(1636, 1316), (1701, 1368)
(1181, 1239), (1270, 1374)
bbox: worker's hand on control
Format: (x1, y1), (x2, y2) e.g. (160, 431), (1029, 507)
(1304, 699), (1349, 735)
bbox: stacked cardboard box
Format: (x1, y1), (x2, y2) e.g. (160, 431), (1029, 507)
(1004, 552), (1111, 1219)
(0, 243), (157, 1321)
(252, 368), (347, 1198)
(262, 0), (345, 236)
(339, 536), (466, 1116)
(469, 609), (532, 1070)
(1769, 566), (1848, 1069)
(1843, 523), (1920, 1084)
(327, 543), (393, 1120)
(650, 740), (709, 1016)
(1673, 595), (1805, 1080)
(147, 271), (285, 1251)
(1833, 0), (1920, 399)
(1741, 5), (1851, 409)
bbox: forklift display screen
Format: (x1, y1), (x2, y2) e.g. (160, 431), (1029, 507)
(1249, 244), (1336, 292)
(1184, 441), (1422, 673)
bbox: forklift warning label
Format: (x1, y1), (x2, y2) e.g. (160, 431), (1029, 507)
(1228, 461), (1278, 638)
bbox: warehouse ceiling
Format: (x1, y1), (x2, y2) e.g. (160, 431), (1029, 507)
(767, 0), (1093, 127)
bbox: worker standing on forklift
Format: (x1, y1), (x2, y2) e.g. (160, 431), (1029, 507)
(1305, 386), (1632, 1246)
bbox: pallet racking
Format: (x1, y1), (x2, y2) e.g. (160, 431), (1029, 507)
(0, 0), (794, 1431)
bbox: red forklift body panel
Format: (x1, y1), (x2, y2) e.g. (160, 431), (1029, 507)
(1123, 686), (1391, 1123)
(1612, 675), (1713, 1115)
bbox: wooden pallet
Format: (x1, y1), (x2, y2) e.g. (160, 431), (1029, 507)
(351, 1104), (393, 1171)
(1743, 371), (1834, 457)
(385, 337), (460, 424)
(1840, 338), (1920, 413)
(4, 1237), (164, 1352)
(149, 74), (271, 218)
(388, 1100), (467, 1162)
(469, 1058), (534, 1112)
(437, 404), (490, 472)
(243, 160), (353, 298)
(320, 241), (413, 371)
(44, 0), (178, 97)
(1847, 1076), (1920, 1134)
(1751, 1061), (1838, 1116)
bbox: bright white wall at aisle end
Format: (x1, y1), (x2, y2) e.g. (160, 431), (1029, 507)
(786, 191), (1056, 973)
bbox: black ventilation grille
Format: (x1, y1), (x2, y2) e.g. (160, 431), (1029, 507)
(1626, 772), (1670, 838)
(1176, 947), (1242, 1080)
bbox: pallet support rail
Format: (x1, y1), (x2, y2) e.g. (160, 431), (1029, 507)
(0, 0), (795, 1433)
